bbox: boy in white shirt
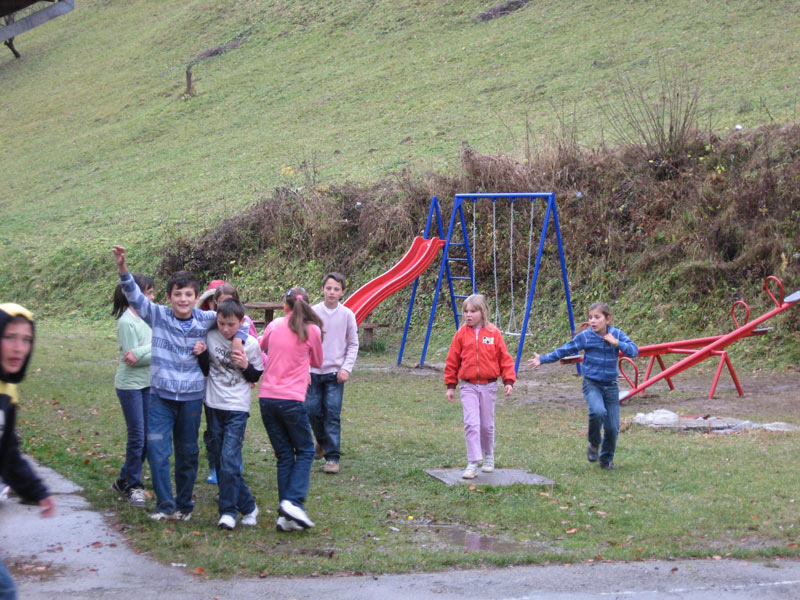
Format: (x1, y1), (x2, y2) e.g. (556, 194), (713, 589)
(195, 299), (264, 529)
(306, 273), (359, 474)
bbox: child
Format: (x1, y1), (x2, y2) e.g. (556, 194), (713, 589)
(306, 272), (359, 474)
(528, 302), (638, 470)
(196, 281), (261, 485)
(111, 272), (154, 508)
(194, 299), (264, 530)
(258, 287), (323, 531)
(111, 245), (248, 521)
(0, 304), (56, 599)
(444, 294), (516, 479)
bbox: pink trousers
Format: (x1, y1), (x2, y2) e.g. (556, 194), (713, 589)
(460, 381), (496, 463)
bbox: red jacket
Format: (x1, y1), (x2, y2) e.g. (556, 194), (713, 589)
(444, 324), (516, 389)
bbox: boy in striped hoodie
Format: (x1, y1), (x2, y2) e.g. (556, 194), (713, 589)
(112, 245), (248, 521)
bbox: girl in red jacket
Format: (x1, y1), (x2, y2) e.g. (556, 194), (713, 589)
(444, 294), (516, 479)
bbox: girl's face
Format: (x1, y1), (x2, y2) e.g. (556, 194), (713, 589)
(143, 287), (155, 302)
(587, 308), (611, 335)
(1, 320), (33, 374)
(463, 303), (484, 328)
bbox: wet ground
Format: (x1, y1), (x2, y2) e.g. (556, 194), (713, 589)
(4, 462), (800, 600)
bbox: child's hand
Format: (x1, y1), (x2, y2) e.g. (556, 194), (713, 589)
(39, 495), (56, 518)
(193, 341), (207, 355)
(112, 245), (128, 274)
(528, 353), (541, 369)
(337, 369), (350, 383)
(231, 348), (248, 369)
(603, 332), (619, 347)
(123, 350), (138, 366)
(446, 389), (455, 402)
(504, 384), (513, 397)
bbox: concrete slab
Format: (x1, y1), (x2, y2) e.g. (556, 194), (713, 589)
(424, 468), (554, 486)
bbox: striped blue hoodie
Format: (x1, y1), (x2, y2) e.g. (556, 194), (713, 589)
(120, 272), (248, 401)
(539, 326), (638, 384)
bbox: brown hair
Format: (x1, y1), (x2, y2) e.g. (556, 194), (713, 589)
(284, 286), (323, 343)
(213, 283), (240, 304)
(322, 271), (346, 290)
(588, 302), (612, 318)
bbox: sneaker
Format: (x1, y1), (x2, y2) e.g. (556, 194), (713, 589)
(600, 462), (616, 470)
(461, 463), (479, 479)
(218, 514), (236, 530)
(481, 455), (495, 473)
(127, 487), (147, 508)
(314, 444), (324, 460)
(111, 478), (127, 496)
(276, 515), (304, 532)
(174, 510), (192, 522)
(587, 445), (599, 463)
(241, 505), (259, 527)
(278, 499), (314, 529)
(206, 468), (218, 485)
(149, 511), (177, 522)
(323, 460), (340, 474)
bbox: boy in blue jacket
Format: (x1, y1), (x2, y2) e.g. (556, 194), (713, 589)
(112, 246), (248, 521)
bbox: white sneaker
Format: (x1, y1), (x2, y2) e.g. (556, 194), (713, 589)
(481, 455), (495, 473)
(174, 511), (192, 522)
(127, 487), (147, 508)
(241, 505), (259, 526)
(462, 463), (479, 479)
(218, 514), (236, 530)
(278, 499), (314, 529)
(149, 511), (177, 522)
(276, 515), (304, 532)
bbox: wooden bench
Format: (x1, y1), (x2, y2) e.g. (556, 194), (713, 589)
(244, 301), (285, 328)
(360, 322), (389, 346)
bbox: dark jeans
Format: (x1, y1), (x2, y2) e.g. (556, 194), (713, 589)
(206, 407), (255, 517)
(305, 373), (344, 461)
(116, 387), (149, 489)
(0, 558), (16, 600)
(582, 378), (621, 465)
(146, 394), (202, 515)
(259, 398), (314, 509)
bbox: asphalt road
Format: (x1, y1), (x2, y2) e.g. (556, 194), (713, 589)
(2, 461), (799, 600)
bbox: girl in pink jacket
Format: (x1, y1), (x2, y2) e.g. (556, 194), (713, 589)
(258, 287), (323, 531)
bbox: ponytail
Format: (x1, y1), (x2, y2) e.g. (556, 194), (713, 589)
(284, 286), (322, 343)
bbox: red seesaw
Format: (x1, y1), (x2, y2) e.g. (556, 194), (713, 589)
(561, 276), (800, 402)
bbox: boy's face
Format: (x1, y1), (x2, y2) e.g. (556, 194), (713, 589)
(168, 286), (197, 319)
(1, 320), (33, 374)
(322, 278), (344, 308)
(217, 313), (244, 340)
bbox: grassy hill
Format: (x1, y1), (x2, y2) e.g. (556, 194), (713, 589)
(1, 0), (799, 353)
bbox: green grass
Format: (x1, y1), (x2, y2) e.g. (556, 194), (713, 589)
(2, 0), (800, 317)
(16, 321), (800, 576)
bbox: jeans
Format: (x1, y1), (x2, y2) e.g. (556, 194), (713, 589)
(206, 407), (255, 517)
(146, 393), (203, 515)
(116, 387), (149, 489)
(582, 378), (620, 465)
(460, 382), (496, 463)
(305, 373), (344, 461)
(259, 398), (314, 509)
(0, 558), (16, 600)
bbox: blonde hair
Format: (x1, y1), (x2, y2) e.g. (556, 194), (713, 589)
(462, 293), (491, 328)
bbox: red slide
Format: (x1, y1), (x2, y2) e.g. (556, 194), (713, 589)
(344, 236), (445, 326)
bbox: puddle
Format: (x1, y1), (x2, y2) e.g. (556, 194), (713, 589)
(420, 525), (564, 555)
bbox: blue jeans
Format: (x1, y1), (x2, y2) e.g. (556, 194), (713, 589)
(582, 378), (620, 465)
(116, 387), (149, 489)
(206, 407), (255, 517)
(259, 398), (314, 509)
(305, 373), (344, 461)
(146, 394), (203, 515)
(0, 559), (16, 600)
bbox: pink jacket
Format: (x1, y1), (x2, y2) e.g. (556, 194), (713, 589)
(258, 314), (323, 401)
